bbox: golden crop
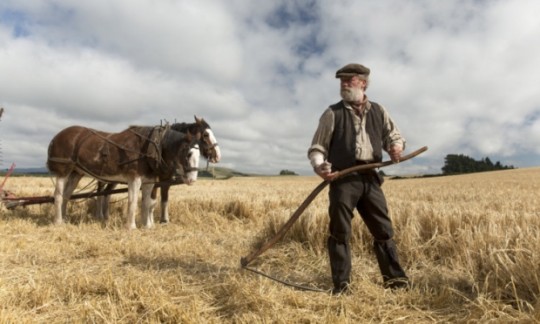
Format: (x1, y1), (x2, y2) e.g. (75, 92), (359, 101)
(1, 169), (539, 322)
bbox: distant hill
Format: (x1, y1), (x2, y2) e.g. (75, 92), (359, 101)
(0, 166), (262, 178)
(1, 167), (49, 175)
(198, 167), (261, 179)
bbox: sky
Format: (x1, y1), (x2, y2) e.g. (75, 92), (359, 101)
(1, 0), (540, 176)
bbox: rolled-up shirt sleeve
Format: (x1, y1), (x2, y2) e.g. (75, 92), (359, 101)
(380, 104), (406, 152)
(308, 107), (334, 168)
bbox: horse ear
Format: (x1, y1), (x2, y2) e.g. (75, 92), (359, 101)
(194, 115), (202, 124)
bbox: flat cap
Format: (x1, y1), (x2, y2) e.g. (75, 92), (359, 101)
(335, 63), (370, 78)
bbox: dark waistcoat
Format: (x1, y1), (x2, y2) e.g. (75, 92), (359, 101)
(327, 100), (384, 171)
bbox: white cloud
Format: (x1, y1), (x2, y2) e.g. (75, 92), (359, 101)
(1, 0), (540, 176)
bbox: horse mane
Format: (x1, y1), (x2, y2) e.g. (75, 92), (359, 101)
(171, 118), (210, 135)
(170, 122), (190, 133)
(171, 122), (201, 135)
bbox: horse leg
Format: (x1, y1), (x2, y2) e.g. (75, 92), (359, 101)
(101, 183), (116, 220)
(126, 177), (142, 230)
(62, 173), (83, 220)
(54, 172), (82, 224)
(53, 176), (67, 225)
(95, 182), (106, 219)
(96, 182), (116, 220)
(160, 184), (170, 224)
(141, 180), (156, 229)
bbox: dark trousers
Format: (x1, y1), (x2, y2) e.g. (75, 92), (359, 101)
(327, 172), (407, 288)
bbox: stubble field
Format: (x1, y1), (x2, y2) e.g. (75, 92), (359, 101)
(1, 168), (539, 323)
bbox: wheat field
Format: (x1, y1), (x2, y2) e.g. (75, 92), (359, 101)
(1, 168), (539, 323)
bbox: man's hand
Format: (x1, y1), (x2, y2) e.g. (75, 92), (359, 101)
(388, 144), (403, 163)
(314, 161), (338, 181)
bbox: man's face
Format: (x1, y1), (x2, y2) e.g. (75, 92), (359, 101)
(339, 76), (363, 89)
(340, 76), (365, 102)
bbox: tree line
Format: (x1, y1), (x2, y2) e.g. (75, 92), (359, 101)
(442, 154), (514, 175)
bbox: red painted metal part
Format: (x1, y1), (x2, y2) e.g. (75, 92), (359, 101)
(0, 162), (16, 196)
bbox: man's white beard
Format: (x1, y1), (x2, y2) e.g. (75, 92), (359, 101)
(340, 87), (363, 102)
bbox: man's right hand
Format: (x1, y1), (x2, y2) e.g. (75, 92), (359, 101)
(315, 161), (339, 181)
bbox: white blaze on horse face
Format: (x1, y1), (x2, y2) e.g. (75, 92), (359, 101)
(205, 129), (221, 163)
(185, 144), (200, 185)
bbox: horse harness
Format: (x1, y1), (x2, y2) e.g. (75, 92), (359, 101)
(48, 126), (196, 183)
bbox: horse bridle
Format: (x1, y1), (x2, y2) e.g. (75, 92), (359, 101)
(201, 129), (219, 162)
(170, 142), (200, 180)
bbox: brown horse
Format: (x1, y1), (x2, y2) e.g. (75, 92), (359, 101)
(47, 124), (200, 229)
(95, 116), (221, 223)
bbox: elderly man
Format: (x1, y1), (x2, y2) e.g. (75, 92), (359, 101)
(308, 63), (409, 294)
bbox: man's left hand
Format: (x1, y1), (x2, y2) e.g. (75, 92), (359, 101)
(388, 144), (403, 163)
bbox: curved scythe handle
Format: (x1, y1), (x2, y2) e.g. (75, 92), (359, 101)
(240, 179), (329, 267)
(336, 145), (428, 178)
(240, 146), (428, 267)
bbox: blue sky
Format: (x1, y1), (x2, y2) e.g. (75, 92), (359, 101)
(1, 0), (540, 175)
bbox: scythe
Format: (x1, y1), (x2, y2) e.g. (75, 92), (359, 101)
(240, 146), (428, 291)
